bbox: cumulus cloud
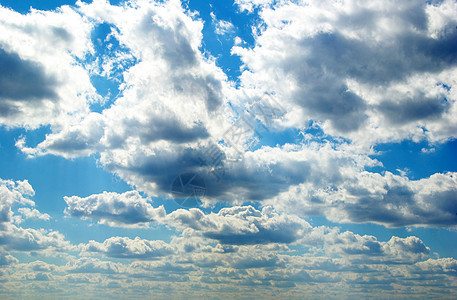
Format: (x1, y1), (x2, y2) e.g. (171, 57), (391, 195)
(64, 191), (165, 227)
(1, 1), (457, 298)
(272, 169), (457, 227)
(0, 223), (73, 252)
(0, 4), (95, 128)
(0, 252), (18, 266)
(232, 0), (457, 144)
(0, 178), (35, 223)
(82, 236), (174, 259)
(413, 257), (457, 276)
(66, 257), (122, 274)
(1, 0), (455, 232)
(308, 228), (431, 264)
(0, 48), (57, 103)
(0, 178), (71, 253)
(17, 208), (51, 222)
(167, 205), (311, 245)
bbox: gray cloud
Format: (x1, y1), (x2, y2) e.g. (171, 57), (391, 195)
(0, 48), (57, 103)
(377, 96), (449, 125)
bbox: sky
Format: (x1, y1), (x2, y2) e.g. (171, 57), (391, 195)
(0, 0), (456, 298)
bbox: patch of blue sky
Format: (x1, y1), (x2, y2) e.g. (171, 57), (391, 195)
(0, 0), (84, 13)
(0, 127), (132, 215)
(58, 216), (176, 245)
(81, 22), (138, 113)
(367, 139), (457, 180)
(186, 0), (259, 84)
(0, 0), (127, 13)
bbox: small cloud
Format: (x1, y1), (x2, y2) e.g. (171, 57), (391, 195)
(421, 147), (436, 153)
(211, 12), (235, 35)
(396, 168), (409, 177)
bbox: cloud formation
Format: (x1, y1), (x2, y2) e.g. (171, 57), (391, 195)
(167, 205), (311, 244)
(64, 191), (165, 227)
(233, 0), (457, 144)
(82, 236), (174, 259)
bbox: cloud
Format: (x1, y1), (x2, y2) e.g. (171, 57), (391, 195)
(64, 191), (165, 228)
(312, 228), (431, 264)
(167, 205), (311, 245)
(82, 236), (174, 259)
(0, 4), (95, 128)
(0, 253), (18, 266)
(211, 12), (234, 35)
(17, 208), (51, 222)
(66, 257), (121, 274)
(0, 178), (71, 253)
(0, 223), (73, 252)
(0, 48), (57, 102)
(0, 178), (35, 223)
(413, 258), (457, 276)
(271, 153), (457, 227)
(232, 0), (457, 144)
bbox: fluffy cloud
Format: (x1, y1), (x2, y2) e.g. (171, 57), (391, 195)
(0, 223), (73, 252)
(64, 191), (165, 227)
(66, 257), (122, 274)
(272, 169), (457, 227)
(0, 178), (71, 253)
(1, 1), (456, 298)
(309, 228), (431, 264)
(413, 257), (457, 276)
(0, 178), (35, 223)
(82, 236), (174, 259)
(0, 252), (18, 266)
(233, 0), (457, 145)
(166, 205), (311, 245)
(9, 0), (455, 231)
(0, 4), (95, 128)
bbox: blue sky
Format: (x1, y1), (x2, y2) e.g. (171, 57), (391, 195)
(0, 0), (456, 298)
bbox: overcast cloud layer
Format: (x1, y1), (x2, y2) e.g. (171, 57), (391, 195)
(0, 0), (456, 298)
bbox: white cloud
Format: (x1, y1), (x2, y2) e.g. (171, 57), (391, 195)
(210, 12), (234, 35)
(0, 252), (18, 266)
(272, 169), (457, 227)
(166, 205), (311, 245)
(81, 236), (174, 259)
(232, 0), (457, 146)
(0, 4), (96, 128)
(64, 191), (165, 228)
(0, 178), (72, 254)
(413, 257), (457, 275)
(309, 228), (431, 264)
(65, 257), (122, 274)
(17, 208), (51, 222)
(0, 223), (73, 252)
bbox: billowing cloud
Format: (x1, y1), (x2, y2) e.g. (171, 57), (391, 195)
(66, 257), (122, 274)
(0, 252), (18, 266)
(0, 178), (71, 253)
(81, 236), (174, 259)
(64, 191), (165, 227)
(0, 48), (57, 102)
(0, 4), (95, 128)
(0, 223), (73, 252)
(232, 0), (457, 144)
(0, 1), (456, 297)
(309, 227), (431, 264)
(272, 169), (457, 227)
(167, 205), (311, 245)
